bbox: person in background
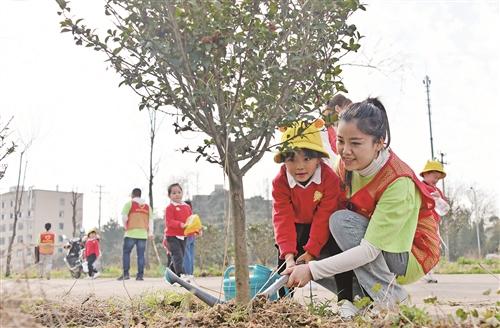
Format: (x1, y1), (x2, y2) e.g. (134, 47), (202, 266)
(321, 94), (353, 164)
(164, 183), (191, 281)
(183, 200), (196, 282)
(420, 160), (449, 283)
(84, 227), (101, 279)
(38, 222), (55, 280)
(118, 188), (154, 281)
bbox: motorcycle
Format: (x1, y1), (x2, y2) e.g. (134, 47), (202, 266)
(62, 235), (85, 279)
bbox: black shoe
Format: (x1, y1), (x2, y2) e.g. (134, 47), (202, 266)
(136, 275), (144, 281)
(117, 274), (130, 281)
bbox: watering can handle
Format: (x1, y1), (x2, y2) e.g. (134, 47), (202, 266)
(223, 265), (235, 279)
(257, 275), (289, 298)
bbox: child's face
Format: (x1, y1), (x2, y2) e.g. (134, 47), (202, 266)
(337, 120), (384, 171)
(422, 171), (442, 186)
(169, 186), (183, 203)
(89, 232), (96, 239)
(284, 150), (321, 183)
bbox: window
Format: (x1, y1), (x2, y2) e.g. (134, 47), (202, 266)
(59, 222), (64, 230)
(58, 211), (64, 218)
(27, 234), (32, 241)
(0, 237), (4, 245)
(60, 198), (65, 206)
(1, 214), (4, 220)
(18, 222), (23, 230)
(27, 210), (31, 217)
(8, 224), (13, 231)
(0, 225), (4, 232)
(58, 235), (63, 242)
(18, 212), (22, 219)
(17, 235), (23, 243)
(10, 200), (13, 207)
(58, 248), (63, 254)
(9, 213), (13, 219)
(1, 201), (4, 208)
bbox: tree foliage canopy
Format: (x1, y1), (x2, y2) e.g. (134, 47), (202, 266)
(57, 0), (363, 171)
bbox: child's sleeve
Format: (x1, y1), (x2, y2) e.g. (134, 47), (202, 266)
(272, 174), (298, 259)
(304, 170), (339, 257)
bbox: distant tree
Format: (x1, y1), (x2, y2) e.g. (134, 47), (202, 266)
(247, 222), (275, 266)
(0, 116), (16, 180)
(100, 219), (125, 266)
(56, 0), (363, 302)
(70, 190), (82, 237)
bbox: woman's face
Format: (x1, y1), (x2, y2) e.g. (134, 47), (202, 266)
(284, 150), (321, 183)
(337, 120), (384, 171)
(169, 186), (183, 203)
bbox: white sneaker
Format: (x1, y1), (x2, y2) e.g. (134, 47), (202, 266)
(93, 272), (101, 279)
(180, 274), (192, 284)
(338, 300), (359, 319)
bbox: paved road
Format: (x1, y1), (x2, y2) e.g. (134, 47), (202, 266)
(2, 274), (498, 313)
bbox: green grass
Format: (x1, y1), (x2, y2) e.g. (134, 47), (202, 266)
(435, 257), (500, 274)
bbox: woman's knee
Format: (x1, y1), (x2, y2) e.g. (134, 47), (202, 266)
(329, 209), (369, 247)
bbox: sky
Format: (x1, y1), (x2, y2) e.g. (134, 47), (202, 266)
(1, 0), (499, 229)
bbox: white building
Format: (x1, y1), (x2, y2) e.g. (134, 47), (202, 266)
(0, 187), (83, 273)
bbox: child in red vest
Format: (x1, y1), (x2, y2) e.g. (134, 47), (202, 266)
(420, 160), (449, 283)
(284, 98), (442, 318)
(84, 228), (101, 279)
(164, 183), (191, 278)
(272, 120), (352, 300)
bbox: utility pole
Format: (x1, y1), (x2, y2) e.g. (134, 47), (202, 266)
(468, 187), (482, 258)
(423, 75), (435, 160)
(95, 185), (104, 230)
(438, 152), (447, 195)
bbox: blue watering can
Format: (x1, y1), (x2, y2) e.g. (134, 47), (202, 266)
(223, 264), (283, 301)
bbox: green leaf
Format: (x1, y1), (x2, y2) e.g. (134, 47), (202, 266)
(456, 308), (468, 321)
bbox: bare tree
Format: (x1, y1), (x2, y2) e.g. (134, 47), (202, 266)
(0, 116), (16, 180)
(5, 150), (28, 277)
(70, 190), (82, 237)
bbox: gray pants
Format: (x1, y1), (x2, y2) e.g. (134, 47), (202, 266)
(325, 209), (409, 305)
(39, 254), (53, 279)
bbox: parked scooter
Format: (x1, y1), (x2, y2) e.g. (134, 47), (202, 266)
(62, 233), (85, 279)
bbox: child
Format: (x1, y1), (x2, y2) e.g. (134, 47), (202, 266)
(183, 200), (203, 283)
(322, 94), (353, 157)
(420, 160), (449, 283)
(284, 98), (442, 318)
(272, 119), (352, 300)
(84, 228), (101, 279)
(164, 183), (191, 279)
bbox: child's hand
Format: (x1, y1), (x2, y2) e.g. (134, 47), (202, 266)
(296, 252), (314, 264)
(284, 254), (296, 269)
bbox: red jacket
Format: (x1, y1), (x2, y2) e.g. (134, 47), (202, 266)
(272, 161), (340, 258)
(85, 238), (100, 258)
(165, 202), (192, 237)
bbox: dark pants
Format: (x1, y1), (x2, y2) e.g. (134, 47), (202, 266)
(277, 223), (354, 301)
(122, 237), (147, 277)
(87, 253), (97, 277)
(167, 236), (186, 276)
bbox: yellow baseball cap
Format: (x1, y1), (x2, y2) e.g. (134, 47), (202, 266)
(274, 120), (329, 163)
(420, 160), (446, 178)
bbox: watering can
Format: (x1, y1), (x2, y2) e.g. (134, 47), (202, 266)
(223, 264), (283, 301)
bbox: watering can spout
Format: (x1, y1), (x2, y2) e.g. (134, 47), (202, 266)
(164, 268), (224, 307)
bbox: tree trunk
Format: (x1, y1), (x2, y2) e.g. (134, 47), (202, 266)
(227, 163), (250, 303)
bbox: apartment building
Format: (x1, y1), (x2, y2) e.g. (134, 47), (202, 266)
(0, 187), (83, 272)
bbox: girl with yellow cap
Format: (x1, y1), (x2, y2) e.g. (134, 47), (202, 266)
(272, 120), (353, 301)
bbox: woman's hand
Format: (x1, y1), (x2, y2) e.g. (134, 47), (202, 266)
(296, 251), (314, 264)
(282, 264), (313, 288)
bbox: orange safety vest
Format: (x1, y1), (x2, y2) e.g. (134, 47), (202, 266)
(39, 231), (55, 255)
(338, 151), (440, 274)
(127, 201), (150, 231)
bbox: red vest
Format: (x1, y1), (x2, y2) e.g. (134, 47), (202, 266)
(39, 231), (55, 255)
(127, 201), (150, 231)
(338, 151), (440, 273)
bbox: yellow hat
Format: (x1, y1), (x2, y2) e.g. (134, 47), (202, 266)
(420, 160), (446, 178)
(87, 227), (98, 236)
(274, 120), (329, 163)
(184, 214), (202, 235)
